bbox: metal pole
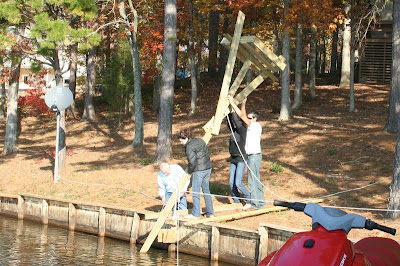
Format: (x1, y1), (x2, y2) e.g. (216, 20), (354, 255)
(54, 110), (60, 183)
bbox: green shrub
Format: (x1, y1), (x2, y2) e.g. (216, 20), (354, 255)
(327, 147), (337, 156)
(270, 162), (284, 173)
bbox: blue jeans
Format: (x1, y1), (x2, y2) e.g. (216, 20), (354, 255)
(229, 162), (250, 204)
(191, 168), (214, 217)
(247, 154), (265, 208)
(165, 191), (188, 210)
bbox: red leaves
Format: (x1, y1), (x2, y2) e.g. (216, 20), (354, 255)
(18, 70), (52, 115)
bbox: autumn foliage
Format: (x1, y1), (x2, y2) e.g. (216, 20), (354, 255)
(18, 70), (52, 115)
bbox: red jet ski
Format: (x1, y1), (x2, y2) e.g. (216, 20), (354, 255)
(258, 200), (400, 266)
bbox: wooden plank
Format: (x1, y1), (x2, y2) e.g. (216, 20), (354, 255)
(224, 34), (278, 82)
(42, 199), (49, 225)
(68, 203), (76, 231)
(140, 173), (191, 253)
(158, 228), (178, 243)
(18, 195), (24, 220)
(184, 206), (287, 226)
(234, 75), (266, 103)
(211, 11), (245, 135)
(258, 226), (269, 263)
(229, 59), (252, 96)
(252, 38), (286, 71)
(211, 226), (220, 261)
(130, 212), (140, 244)
(242, 42), (279, 72)
(185, 199), (324, 226)
(99, 207), (106, 237)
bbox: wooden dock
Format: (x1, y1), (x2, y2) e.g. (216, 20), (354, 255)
(0, 192), (304, 265)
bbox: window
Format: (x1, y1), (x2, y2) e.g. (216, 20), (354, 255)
(64, 79), (70, 85)
(23, 76), (29, 84)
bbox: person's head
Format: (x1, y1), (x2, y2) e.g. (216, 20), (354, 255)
(159, 161), (171, 175)
(247, 111), (259, 122)
(178, 129), (192, 145)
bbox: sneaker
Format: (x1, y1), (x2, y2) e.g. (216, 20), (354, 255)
(206, 214), (214, 218)
(242, 204), (253, 210)
(184, 214), (199, 219)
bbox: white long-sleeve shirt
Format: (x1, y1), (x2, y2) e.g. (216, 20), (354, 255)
(157, 164), (190, 197)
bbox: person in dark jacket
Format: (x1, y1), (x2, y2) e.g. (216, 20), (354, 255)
(178, 129), (214, 219)
(226, 112), (252, 210)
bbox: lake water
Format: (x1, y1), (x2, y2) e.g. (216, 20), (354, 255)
(0, 215), (230, 265)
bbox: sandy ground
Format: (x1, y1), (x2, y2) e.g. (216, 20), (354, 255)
(0, 79), (399, 242)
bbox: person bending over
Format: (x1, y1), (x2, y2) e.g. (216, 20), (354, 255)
(157, 161), (190, 210)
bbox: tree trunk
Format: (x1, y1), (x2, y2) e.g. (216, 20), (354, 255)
(3, 60), (20, 154)
(385, 2), (400, 133)
(208, 8), (220, 76)
(340, 5), (351, 88)
(279, 0), (291, 121)
(349, 5), (355, 113)
(322, 33), (326, 74)
(68, 44), (78, 119)
(316, 41), (321, 74)
(349, 46), (355, 112)
(0, 64), (5, 121)
(154, 0), (177, 162)
(82, 45), (98, 121)
(152, 75), (161, 111)
(118, 0), (144, 146)
(219, 16), (229, 80)
(189, 0), (198, 115)
(387, 0), (400, 218)
(293, 23), (303, 110)
(272, 6), (280, 54)
(308, 26), (317, 100)
(330, 28), (338, 74)
(196, 42), (202, 90)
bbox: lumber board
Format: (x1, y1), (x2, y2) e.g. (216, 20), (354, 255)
(184, 199), (323, 226)
(234, 75), (266, 102)
(223, 34), (278, 82)
(242, 42), (279, 72)
(140, 173), (191, 253)
(229, 59), (252, 96)
(252, 38), (286, 71)
(211, 11), (245, 135)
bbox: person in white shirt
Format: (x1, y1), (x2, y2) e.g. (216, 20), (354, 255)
(228, 96), (266, 209)
(157, 162), (190, 210)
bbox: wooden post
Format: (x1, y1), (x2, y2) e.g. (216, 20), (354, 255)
(211, 11), (245, 135)
(98, 207), (106, 237)
(42, 199), (49, 225)
(68, 203), (76, 231)
(130, 212), (140, 244)
(229, 59), (252, 96)
(17, 195), (24, 220)
(258, 226), (269, 263)
(211, 226), (220, 261)
(234, 75), (266, 102)
(140, 173), (191, 253)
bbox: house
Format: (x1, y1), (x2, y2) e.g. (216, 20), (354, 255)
(359, 2), (393, 84)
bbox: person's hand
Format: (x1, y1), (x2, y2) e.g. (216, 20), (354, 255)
(242, 97), (247, 104)
(179, 191), (185, 198)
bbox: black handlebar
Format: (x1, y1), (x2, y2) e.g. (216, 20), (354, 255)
(274, 200), (306, 212)
(365, 219), (397, 235)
